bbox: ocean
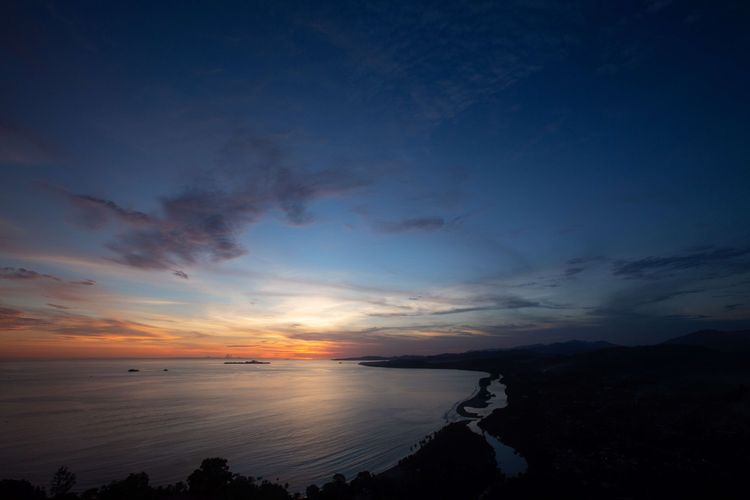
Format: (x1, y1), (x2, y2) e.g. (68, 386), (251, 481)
(0, 359), (483, 493)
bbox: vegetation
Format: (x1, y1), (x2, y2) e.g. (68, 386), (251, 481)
(0, 424), (497, 500)
(366, 334), (750, 499)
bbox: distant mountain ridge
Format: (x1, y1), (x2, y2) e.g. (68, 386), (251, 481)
(662, 329), (750, 352)
(341, 330), (750, 362)
(332, 356), (390, 361)
(509, 340), (618, 356)
(335, 339), (617, 362)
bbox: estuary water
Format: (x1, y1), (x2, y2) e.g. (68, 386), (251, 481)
(0, 359), (482, 492)
(456, 378), (528, 476)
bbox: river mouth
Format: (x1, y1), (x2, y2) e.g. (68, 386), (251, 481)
(447, 375), (527, 476)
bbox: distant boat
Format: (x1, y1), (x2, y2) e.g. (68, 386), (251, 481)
(127, 369), (139, 372)
(224, 360), (270, 365)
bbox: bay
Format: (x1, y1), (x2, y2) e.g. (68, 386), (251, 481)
(0, 359), (481, 493)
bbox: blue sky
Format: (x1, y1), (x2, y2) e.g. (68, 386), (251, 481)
(1, 0), (749, 358)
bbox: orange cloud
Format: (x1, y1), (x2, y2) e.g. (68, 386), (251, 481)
(0, 303), (346, 359)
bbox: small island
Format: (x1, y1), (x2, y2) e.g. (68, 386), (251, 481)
(127, 368), (139, 372)
(223, 360), (270, 365)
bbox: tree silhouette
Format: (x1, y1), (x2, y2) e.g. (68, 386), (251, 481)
(187, 457), (233, 497)
(98, 472), (151, 500)
(50, 467), (76, 498)
(305, 484), (320, 499)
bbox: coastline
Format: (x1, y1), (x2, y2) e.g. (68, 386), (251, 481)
(361, 360), (528, 478)
(455, 374), (496, 418)
(0, 359), (485, 493)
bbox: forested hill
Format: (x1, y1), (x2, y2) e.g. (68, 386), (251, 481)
(366, 330), (750, 499)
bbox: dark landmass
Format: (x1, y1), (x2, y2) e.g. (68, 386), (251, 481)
(339, 339), (615, 365)
(0, 425), (498, 500)
(5, 331), (750, 499)
(366, 330), (750, 499)
(330, 356), (390, 361)
(483, 344), (750, 499)
(663, 328), (750, 352)
(127, 369), (139, 372)
(0, 458), (293, 500)
(508, 339), (618, 356)
(223, 361), (270, 365)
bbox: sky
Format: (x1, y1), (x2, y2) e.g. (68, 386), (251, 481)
(1, 0), (749, 359)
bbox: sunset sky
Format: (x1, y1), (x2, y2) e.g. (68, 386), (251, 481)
(1, 1), (749, 358)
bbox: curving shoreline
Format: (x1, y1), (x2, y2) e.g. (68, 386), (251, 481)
(450, 373), (528, 476)
(455, 374), (496, 418)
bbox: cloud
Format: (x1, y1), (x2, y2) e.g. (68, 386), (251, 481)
(612, 246), (750, 279)
(70, 279), (96, 286)
(635, 288), (705, 307)
(68, 194), (155, 229)
(431, 296), (543, 315)
(0, 306), (49, 330)
(47, 303), (71, 310)
(284, 323), (490, 344)
(48, 317), (176, 340)
(576, 246), (750, 335)
(1, 267), (96, 286)
(564, 267), (585, 278)
(583, 279), (722, 337)
(311, 1), (576, 125)
(281, 321), (555, 356)
(63, 133), (366, 270)
(367, 294), (552, 318)
(0, 266), (100, 304)
(374, 216), (445, 234)
(0, 304), (180, 341)
(1, 266), (60, 281)
(558, 256), (608, 280)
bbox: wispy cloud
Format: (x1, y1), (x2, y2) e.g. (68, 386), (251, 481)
(68, 194), (155, 229)
(70, 279), (96, 286)
(0, 304), (180, 341)
(613, 246), (750, 279)
(365, 291), (563, 319)
(374, 216), (445, 234)
(433, 295), (545, 313)
(49, 317), (179, 340)
(59, 132), (367, 271)
(1, 266), (95, 286)
(0, 265), (105, 303)
(310, 2), (577, 125)
(590, 288), (706, 318)
(0, 305), (48, 330)
(281, 320), (553, 356)
(1, 266), (61, 281)
(564, 267), (585, 278)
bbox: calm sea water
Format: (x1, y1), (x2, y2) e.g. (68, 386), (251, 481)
(0, 359), (483, 492)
